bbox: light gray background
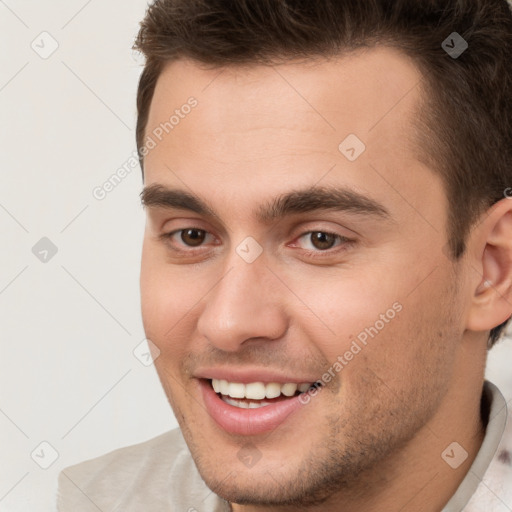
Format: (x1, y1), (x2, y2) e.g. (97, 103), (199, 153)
(0, 1), (511, 511)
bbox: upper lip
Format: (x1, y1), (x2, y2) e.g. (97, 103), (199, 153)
(194, 367), (318, 384)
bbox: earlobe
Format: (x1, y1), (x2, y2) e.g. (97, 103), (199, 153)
(466, 200), (512, 333)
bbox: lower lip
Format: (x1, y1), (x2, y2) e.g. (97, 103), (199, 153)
(199, 379), (307, 435)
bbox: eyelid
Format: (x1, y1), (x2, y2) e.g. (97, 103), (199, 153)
(159, 225), (355, 263)
(288, 230), (355, 256)
(159, 227), (217, 250)
(293, 231), (351, 247)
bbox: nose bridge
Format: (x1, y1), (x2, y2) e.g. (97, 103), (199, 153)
(196, 249), (288, 351)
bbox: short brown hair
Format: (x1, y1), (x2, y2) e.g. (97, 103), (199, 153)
(133, 0), (512, 347)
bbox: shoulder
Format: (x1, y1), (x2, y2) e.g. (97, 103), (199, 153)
(57, 428), (217, 511)
(463, 381), (512, 511)
(59, 428), (186, 483)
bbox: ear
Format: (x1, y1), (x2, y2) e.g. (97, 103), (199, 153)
(466, 198), (512, 333)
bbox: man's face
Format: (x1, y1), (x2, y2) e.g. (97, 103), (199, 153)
(140, 48), (468, 506)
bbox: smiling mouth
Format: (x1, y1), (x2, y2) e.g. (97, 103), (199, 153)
(208, 378), (322, 409)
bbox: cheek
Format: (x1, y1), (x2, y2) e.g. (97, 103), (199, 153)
(287, 268), (403, 360)
(286, 260), (456, 385)
(350, 272), (459, 394)
(140, 241), (195, 322)
(140, 244), (195, 352)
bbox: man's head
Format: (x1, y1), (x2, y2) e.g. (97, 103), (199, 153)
(135, 0), (512, 347)
(134, 1), (512, 508)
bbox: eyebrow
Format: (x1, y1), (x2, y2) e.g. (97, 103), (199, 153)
(140, 183), (391, 223)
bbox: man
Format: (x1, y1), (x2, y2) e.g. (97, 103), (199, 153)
(58, 1), (512, 510)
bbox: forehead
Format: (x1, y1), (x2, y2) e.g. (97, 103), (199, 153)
(142, 47), (443, 228)
(144, 46), (424, 172)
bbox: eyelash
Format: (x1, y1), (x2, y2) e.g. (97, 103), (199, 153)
(293, 232), (354, 259)
(159, 228), (355, 259)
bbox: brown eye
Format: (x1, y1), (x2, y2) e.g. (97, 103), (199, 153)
(309, 231), (337, 250)
(180, 228), (206, 247)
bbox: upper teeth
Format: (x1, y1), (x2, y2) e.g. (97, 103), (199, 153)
(211, 379), (312, 399)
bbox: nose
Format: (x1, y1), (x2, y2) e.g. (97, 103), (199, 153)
(196, 255), (289, 352)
